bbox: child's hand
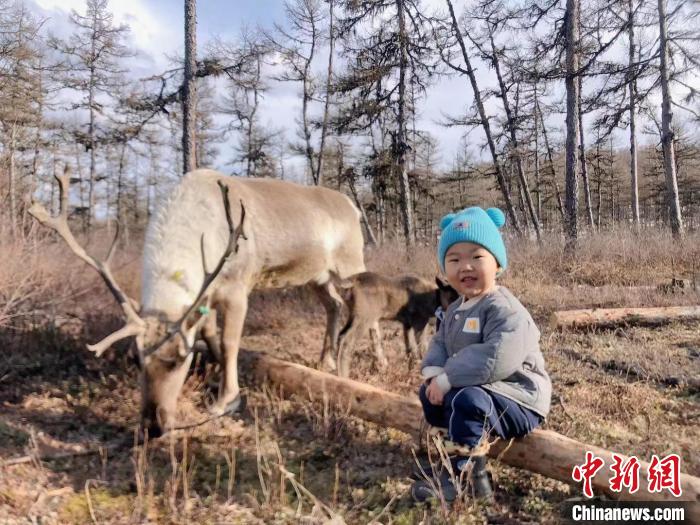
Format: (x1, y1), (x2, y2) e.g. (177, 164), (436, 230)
(426, 380), (445, 406)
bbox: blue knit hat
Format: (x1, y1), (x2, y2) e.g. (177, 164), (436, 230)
(437, 207), (507, 273)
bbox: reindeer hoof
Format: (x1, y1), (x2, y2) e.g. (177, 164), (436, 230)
(225, 393), (246, 415)
(322, 354), (337, 372)
(209, 393), (246, 417)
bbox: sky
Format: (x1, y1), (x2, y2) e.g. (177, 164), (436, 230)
(27, 0), (700, 181)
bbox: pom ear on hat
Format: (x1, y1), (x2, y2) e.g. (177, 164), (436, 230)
(486, 207), (506, 228)
(439, 213), (456, 231)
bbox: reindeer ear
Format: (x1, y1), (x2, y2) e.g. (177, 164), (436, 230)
(435, 276), (448, 289)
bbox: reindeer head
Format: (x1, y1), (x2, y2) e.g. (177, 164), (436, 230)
(30, 169), (245, 438)
(435, 277), (459, 309)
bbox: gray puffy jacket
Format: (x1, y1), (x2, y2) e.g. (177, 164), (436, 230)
(421, 286), (551, 418)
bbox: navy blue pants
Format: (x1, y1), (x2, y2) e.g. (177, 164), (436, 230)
(419, 383), (542, 448)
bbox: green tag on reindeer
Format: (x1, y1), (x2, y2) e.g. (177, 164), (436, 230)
(198, 306), (210, 316)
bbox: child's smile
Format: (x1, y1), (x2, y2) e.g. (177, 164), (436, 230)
(444, 242), (499, 299)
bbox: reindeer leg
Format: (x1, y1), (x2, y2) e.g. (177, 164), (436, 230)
(369, 321), (388, 369)
(337, 317), (368, 378)
(415, 326), (428, 358)
(201, 308), (222, 364)
(414, 318), (430, 359)
(200, 308), (222, 389)
(404, 325), (419, 369)
(209, 286), (248, 416)
(313, 281), (344, 371)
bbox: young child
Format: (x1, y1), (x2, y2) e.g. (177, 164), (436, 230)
(411, 207), (552, 503)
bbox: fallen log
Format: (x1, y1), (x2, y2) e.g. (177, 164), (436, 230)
(560, 348), (700, 394)
(551, 305), (700, 329)
(240, 349), (700, 515)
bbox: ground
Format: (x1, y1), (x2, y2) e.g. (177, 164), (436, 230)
(1, 231), (699, 524)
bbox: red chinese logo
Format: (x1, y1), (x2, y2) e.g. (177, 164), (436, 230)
(572, 452), (683, 499)
(648, 454), (682, 497)
(609, 454), (640, 494)
(572, 451), (605, 498)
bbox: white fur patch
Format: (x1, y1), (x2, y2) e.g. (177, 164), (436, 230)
(141, 172), (228, 316)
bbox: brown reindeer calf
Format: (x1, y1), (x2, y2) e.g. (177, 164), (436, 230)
(331, 272), (458, 377)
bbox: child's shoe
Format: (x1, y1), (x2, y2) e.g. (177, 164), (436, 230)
(410, 455), (494, 504)
(463, 455), (494, 502)
(410, 468), (459, 503)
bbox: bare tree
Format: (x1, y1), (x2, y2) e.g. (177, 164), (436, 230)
(437, 0), (521, 234)
(217, 33), (275, 177)
(334, 0), (436, 246)
(49, 0), (131, 232)
(564, 0), (580, 248)
(468, 2), (541, 240)
(316, 0), (336, 185)
(578, 74), (595, 229)
(0, 3), (45, 238)
(628, 0), (640, 229)
(657, 0), (683, 237)
(266, 0), (325, 184)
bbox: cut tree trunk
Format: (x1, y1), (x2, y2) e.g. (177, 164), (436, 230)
(239, 349), (700, 511)
(551, 305), (700, 329)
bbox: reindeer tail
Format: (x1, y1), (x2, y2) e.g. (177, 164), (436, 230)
(329, 270), (353, 290)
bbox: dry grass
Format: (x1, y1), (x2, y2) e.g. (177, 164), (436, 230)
(1, 224), (699, 524)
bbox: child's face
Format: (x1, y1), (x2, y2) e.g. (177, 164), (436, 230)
(444, 242), (499, 299)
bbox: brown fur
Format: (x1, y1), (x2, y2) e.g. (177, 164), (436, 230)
(331, 272), (458, 377)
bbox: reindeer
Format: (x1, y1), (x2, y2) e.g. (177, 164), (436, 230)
(331, 272), (458, 377)
(30, 168), (365, 437)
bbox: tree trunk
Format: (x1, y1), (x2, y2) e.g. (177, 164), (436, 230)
(533, 85), (542, 223)
(302, 13), (318, 184)
(445, 0), (520, 233)
(315, 0), (335, 187)
(578, 76), (594, 229)
(51, 143), (58, 216)
(596, 178), (602, 229)
(8, 124), (17, 238)
(378, 188), (386, 244)
(183, 0), (198, 175)
(116, 142), (127, 225)
(538, 99), (566, 223)
(246, 57), (262, 177)
(347, 178), (378, 246)
(30, 75), (44, 198)
(657, 0), (683, 237)
(564, 0), (580, 250)
(396, 0), (415, 246)
(88, 71), (96, 234)
(628, 0), (640, 230)
(488, 34), (540, 241)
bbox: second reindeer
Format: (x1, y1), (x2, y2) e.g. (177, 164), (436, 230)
(331, 272), (458, 377)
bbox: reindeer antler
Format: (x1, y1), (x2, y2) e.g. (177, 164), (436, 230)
(169, 181), (246, 357)
(139, 180), (247, 359)
(31, 172), (246, 360)
(28, 166), (145, 357)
